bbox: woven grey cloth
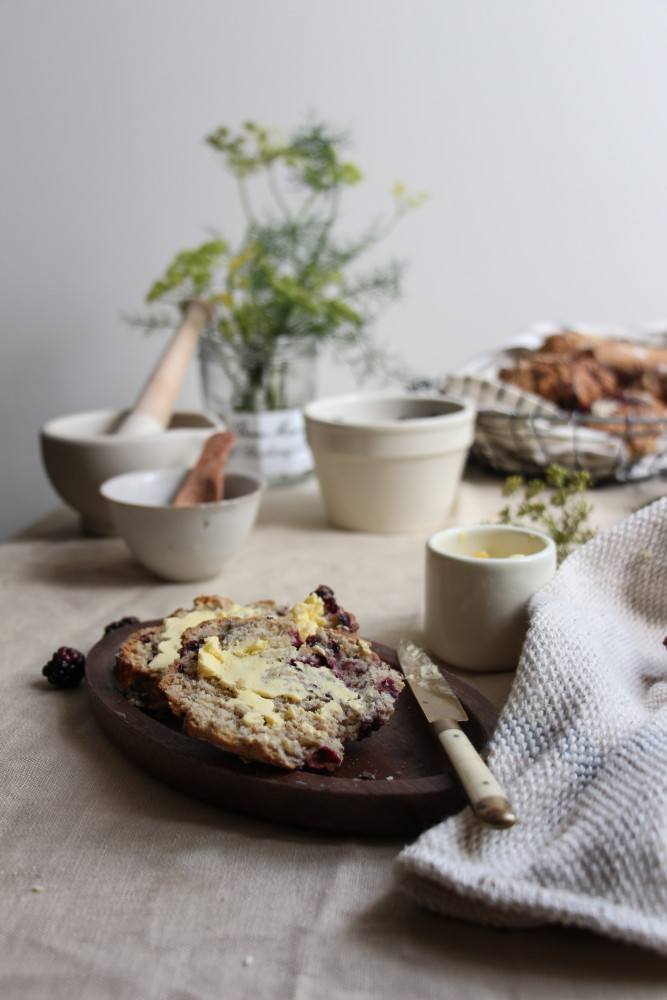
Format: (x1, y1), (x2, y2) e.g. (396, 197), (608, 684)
(395, 496), (667, 954)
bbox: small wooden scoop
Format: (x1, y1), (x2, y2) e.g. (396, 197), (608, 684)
(172, 431), (238, 506)
(115, 297), (212, 437)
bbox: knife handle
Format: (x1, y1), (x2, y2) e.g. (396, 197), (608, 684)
(433, 720), (517, 829)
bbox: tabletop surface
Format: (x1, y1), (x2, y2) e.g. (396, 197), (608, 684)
(3, 466), (667, 1000)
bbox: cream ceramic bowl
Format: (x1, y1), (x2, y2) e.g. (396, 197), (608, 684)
(100, 468), (264, 581)
(40, 409), (220, 535)
(424, 524), (557, 671)
(304, 392), (475, 533)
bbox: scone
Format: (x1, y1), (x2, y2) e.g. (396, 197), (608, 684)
(114, 586), (359, 716)
(114, 595), (278, 715)
(157, 607), (403, 771)
(499, 354), (619, 411)
(589, 391), (667, 457)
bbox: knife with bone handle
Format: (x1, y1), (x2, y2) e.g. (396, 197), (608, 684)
(396, 639), (516, 829)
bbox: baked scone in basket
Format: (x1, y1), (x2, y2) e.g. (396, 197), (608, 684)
(442, 324), (667, 481)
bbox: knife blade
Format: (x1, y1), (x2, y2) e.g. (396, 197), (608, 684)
(397, 639), (516, 829)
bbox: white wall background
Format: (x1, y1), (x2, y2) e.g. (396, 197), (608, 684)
(3, 0), (667, 538)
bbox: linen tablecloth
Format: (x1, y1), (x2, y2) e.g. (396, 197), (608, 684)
(2, 471), (667, 999)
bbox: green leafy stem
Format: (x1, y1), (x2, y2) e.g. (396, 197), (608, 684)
(495, 464), (597, 564)
(129, 117), (428, 411)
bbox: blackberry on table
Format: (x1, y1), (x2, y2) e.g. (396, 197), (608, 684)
(42, 647), (86, 689)
(103, 616), (141, 636)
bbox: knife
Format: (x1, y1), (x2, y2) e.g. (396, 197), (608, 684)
(396, 639), (517, 829)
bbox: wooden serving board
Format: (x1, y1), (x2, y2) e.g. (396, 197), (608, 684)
(86, 621), (499, 837)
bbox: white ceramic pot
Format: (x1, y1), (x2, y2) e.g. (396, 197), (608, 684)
(100, 468), (264, 581)
(40, 409), (221, 535)
(424, 524), (557, 671)
(304, 392), (475, 533)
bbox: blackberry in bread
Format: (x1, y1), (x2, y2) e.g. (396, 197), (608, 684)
(157, 610), (403, 771)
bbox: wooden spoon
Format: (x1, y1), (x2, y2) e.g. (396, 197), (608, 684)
(115, 297), (213, 436)
(172, 431), (238, 506)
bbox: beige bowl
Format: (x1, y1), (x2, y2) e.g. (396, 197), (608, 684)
(40, 409), (221, 535)
(100, 468), (264, 581)
(304, 392), (475, 533)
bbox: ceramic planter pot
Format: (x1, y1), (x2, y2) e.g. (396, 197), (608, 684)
(304, 392), (475, 533)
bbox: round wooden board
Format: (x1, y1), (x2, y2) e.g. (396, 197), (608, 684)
(85, 621), (499, 837)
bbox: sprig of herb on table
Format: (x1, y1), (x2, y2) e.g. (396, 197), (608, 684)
(495, 464), (597, 564)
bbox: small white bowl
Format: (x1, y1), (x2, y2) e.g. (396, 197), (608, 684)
(424, 524), (557, 671)
(304, 392), (475, 532)
(40, 409), (221, 536)
(100, 468), (264, 581)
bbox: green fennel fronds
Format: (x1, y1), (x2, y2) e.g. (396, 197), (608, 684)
(129, 115), (429, 401)
(495, 464), (597, 564)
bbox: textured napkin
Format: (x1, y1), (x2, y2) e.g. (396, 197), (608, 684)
(395, 496), (667, 954)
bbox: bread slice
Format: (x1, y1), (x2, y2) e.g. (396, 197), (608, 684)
(114, 586), (359, 716)
(114, 595), (278, 714)
(157, 613), (403, 770)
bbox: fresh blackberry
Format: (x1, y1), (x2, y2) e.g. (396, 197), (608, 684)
(42, 647), (86, 689)
(103, 616), (140, 635)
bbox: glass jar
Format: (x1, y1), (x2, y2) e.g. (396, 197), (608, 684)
(199, 335), (318, 486)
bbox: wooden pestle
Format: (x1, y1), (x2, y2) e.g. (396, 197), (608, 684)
(115, 297), (213, 436)
(172, 431), (238, 506)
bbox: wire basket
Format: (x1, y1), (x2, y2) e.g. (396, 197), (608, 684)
(440, 373), (667, 483)
(437, 325), (667, 483)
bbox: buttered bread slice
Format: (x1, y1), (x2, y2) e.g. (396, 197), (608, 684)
(157, 609), (403, 771)
(114, 595), (279, 714)
(114, 587), (359, 716)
